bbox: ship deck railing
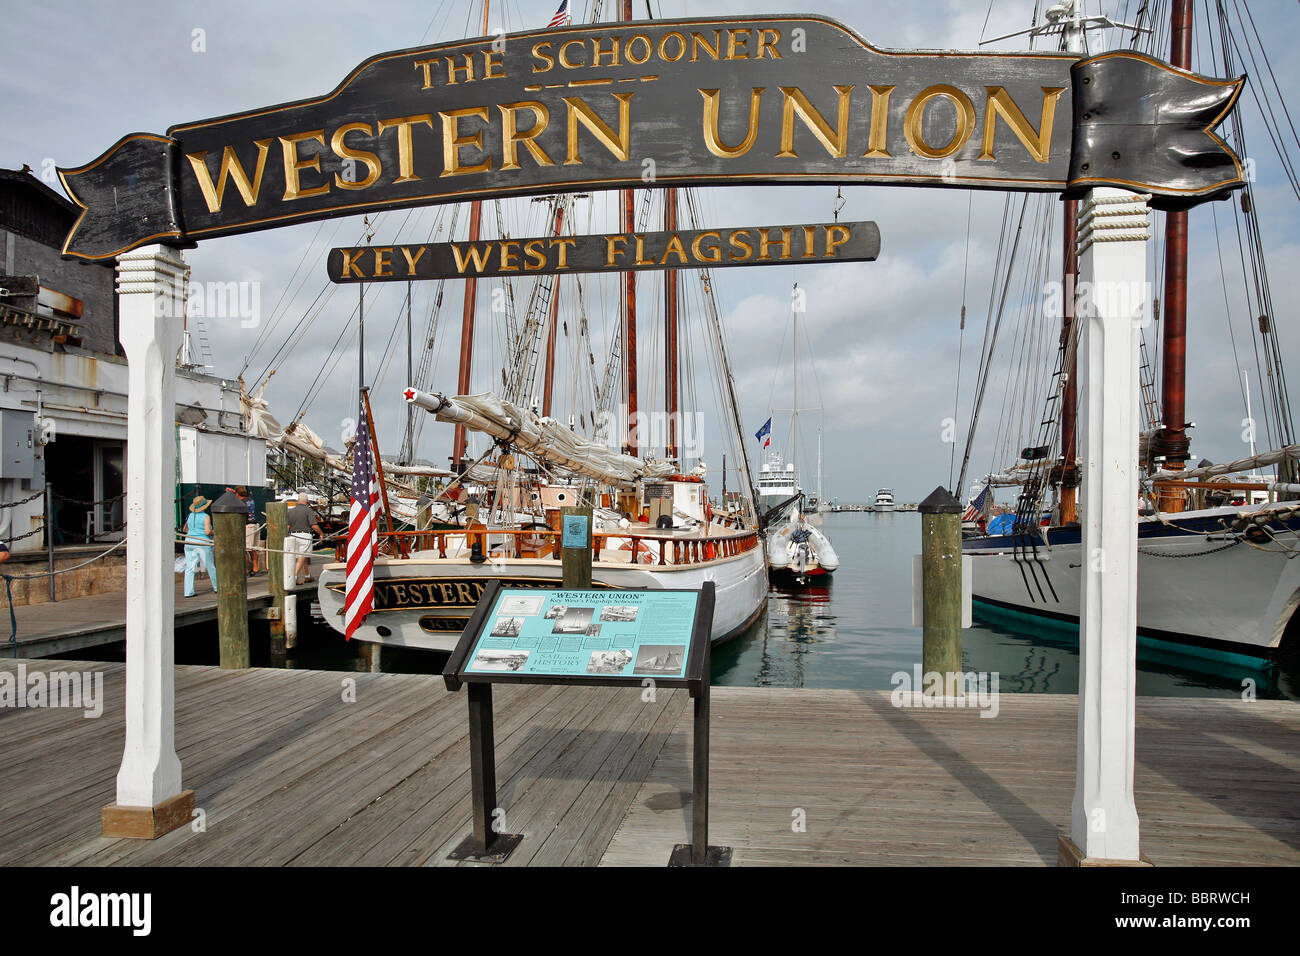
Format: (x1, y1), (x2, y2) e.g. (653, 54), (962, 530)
(335, 523), (761, 568)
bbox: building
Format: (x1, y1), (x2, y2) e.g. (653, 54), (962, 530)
(1, 167), (265, 604)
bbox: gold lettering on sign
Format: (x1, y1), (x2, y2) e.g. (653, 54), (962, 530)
(340, 248), (365, 279)
(401, 246), (426, 273)
(279, 130), (330, 201)
(606, 234), (628, 266)
(524, 240), (547, 269)
(414, 58), (438, 89)
(904, 85), (976, 159)
(778, 86), (855, 159)
(378, 115), (434, 183)
(331, 123), (381, 190)
(552, 237), (575, 268)
(756, 29), (782, 59)
(658, 32), (686, 62)
(692, 231), (721, 262)
(563, 94), (634, 165)
(186, 140), (272, 213)
(700, 88), (764, 158)
(690, 30), (722, 62)
(728, 230), (754, 260)
(498, 101), (553, 170)
(373, 247), (393, 277)
(531, 41), (555, 73)
(758, 227), (793, 261)
(625, 34), (652, 65)
(824, 224), (851, 256)
(451, 243), (492, 274)
(979, 86), (1065, 163)
(592, 37), (620, 67)
(864, 85), (895, 158)
(447, 53), (475, 84)
(440, 107), (492, 177)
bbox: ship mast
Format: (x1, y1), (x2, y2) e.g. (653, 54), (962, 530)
(1153, 0), (1195, 509)
(621, 0), (638, 458)
(541, 201), (565, 418)
(451, 0), (492, 470)
(665, 186), (679, 463)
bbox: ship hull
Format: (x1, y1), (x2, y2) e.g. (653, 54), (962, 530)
(963, 504), (1300, 662)
(317, 544), (768, 653)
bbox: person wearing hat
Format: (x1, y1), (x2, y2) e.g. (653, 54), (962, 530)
(183, 494), (218, 598)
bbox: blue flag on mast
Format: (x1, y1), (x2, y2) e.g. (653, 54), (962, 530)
(755, 418), (772, 447)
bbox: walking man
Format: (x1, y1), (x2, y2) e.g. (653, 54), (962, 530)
(284, 491), (323, 588)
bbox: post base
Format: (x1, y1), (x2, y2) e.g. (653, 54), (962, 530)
(447, 832), (523, 864)
(668, 844), (732, 867)
(1057, 833), (1153, 867)
(101, 790), (195, 840)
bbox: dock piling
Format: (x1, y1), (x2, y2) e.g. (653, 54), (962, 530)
(560, 505), (593, 589)
(266, 501), (287, 654)
(918, 486), (963, 677)
(212, 491), (250, 669)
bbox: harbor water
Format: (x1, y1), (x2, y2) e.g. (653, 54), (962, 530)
(55, 510), (1300, 700)
(715, 511), (1300, 700)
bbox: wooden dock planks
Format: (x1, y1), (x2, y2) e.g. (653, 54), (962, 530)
(0, 662), (1295, 866)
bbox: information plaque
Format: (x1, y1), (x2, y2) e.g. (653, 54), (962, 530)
(443, 580), (725, 866)
(445, 581), (710, 691)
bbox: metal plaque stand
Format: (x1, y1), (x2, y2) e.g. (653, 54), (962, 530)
(668, 639), (730, 867)
(447, 682), (524, 863)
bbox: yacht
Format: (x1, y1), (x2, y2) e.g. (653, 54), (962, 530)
(757, 450), (799, 515)
(873, 488), (896, 512)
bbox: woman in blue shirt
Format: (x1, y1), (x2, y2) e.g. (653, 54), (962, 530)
(183, 495), (218, 597)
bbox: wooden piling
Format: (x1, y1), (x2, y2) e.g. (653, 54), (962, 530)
(560, 506), (593, 589)
(211, 494), (250, 669)
(266, 501), (287, 654)
(918, 486), (962, 677)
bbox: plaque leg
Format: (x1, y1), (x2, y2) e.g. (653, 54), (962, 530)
(670, 642), (731, 866)
(449, 682), (523, 863)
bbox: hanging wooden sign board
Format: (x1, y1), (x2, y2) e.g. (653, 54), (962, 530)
(59, 16), (1245, 261)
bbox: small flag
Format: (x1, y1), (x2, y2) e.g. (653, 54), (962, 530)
(963, 482), (992, 522)
(755, 418), (772, 448)
(345, 396), (381, 640)
(548, 0), (570, 27)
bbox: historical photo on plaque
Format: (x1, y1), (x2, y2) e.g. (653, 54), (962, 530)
(499, 595), (544, 617)
(635, 645), (687, 676)
(600, 605), (639, 623)
(471, 649), (531, 672)
(552, 606), (595, 635)
(490, 617), (525, 638)
(587, 649), (634, 675)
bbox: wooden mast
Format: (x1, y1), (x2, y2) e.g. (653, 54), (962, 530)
(1154, 0), (1194, 511)
(541, 202), (565, 418)
(452, 0), (492, 470)
(665, 186), (679, 463)
(1059, 198), (1080, 524)
(621, 0), (638, 458)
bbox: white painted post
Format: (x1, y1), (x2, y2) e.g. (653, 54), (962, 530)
(1067, 188), (1150, 864)
(105, 245), (193, 835)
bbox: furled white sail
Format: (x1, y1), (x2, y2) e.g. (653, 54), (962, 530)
(405, 389), (674, 489)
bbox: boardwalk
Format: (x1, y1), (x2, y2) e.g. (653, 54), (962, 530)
(0, 660), (1295, 866)
(3, 559), (324, 657)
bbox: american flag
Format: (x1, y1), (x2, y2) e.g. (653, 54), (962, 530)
(963, 482), (992, 522)
(548, 0), (570, 27)
(345, 396), (381, 640)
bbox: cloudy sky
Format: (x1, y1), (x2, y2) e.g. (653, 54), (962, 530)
(3, 0), (1298, 504)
